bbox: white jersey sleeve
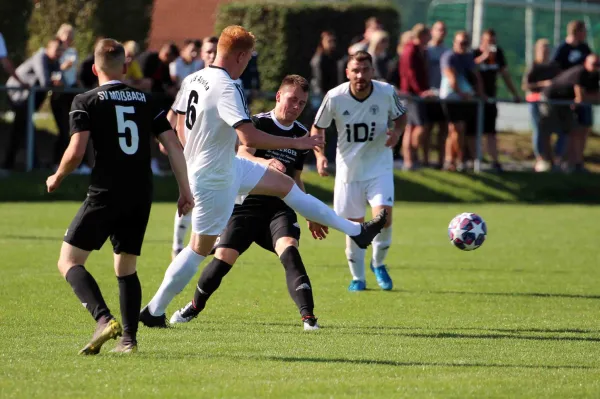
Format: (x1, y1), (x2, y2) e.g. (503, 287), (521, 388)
(389, 89), (406, 120)
(171, 77), (189, 114)
(218, 82), (251, 128)
(314, 93), (334, 129)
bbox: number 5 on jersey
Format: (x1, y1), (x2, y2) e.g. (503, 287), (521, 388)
(115, 105), (138, 155)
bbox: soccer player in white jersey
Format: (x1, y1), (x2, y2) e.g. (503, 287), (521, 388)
(311, 51), (407, 292)
(140, 26), (387, 327)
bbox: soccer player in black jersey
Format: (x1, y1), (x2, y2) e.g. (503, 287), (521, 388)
(46, 39), (193, 354)
(167, 75), (327, 330)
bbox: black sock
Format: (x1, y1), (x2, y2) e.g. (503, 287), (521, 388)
(279, 246), (314, 318)
(65, 265), (111, 321)
(193, 258), (233, 311)
(117, 272), (142, 343)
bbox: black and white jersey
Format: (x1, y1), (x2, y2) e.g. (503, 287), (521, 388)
(233, 110), (309, 217)
(70, 80), (171, 194)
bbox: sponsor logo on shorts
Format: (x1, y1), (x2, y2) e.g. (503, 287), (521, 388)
(293, 222), (300, 228)
(64, 229), (69, 236)
(295, 283), (311, 291)
(343, 110), (350, 116)
(387, 196), (393, 203)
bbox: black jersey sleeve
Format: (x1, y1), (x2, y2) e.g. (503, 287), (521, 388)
(251, 115), (261, 129)
(149, 95), (172, 137)
(69, 94), (91, 135)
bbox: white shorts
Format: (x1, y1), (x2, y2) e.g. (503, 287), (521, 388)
(334, 173), (394, 219)
(191, 157), (267, 235)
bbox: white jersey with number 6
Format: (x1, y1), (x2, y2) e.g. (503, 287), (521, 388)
(314, 80), (406, 183)
(173, 65), (251, 190)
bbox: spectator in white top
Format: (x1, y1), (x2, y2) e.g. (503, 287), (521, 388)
(170, 39), (202, 88)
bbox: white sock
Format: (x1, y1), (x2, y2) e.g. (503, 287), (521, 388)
(147, 247), (205, 316)
(345, 236), (366, 281)
(372, 227), (392, 268)
(172, 209), (192, 251)
(282, 185), (361, 236)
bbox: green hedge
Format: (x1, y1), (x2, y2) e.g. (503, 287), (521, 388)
(215, 1), (401, 93)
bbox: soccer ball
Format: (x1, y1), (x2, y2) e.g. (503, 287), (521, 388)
(448, 213), (487, 251)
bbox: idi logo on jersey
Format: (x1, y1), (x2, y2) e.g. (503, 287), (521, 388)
(344, 122), (376, 143)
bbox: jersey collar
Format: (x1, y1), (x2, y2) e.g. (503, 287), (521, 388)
(349, 82), (374, 103)
(209, 65), (232, 79)
(270, 110), (294, 131)
(101, 80), (123, 86)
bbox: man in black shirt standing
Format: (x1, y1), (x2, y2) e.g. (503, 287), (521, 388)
(471, 29), (521, 172)
(46, 39), (193, 354)
(540, 54), (600, 172)
(165, 75), (325, 330)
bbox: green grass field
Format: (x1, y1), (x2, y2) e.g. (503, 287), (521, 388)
(1, 202), (599, 398)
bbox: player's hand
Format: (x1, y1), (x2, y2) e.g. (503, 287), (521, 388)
(46, 174), (62, 193)
(265, 158), (286, 173)
(385, 130), (401, 148)
(308, 220), (329, 240)
(177, 191), (194, 216)
(316, 156), (329, 177)
(294, 134), (324, 150)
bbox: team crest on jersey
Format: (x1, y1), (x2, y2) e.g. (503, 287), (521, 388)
(370, 105), (379, 115)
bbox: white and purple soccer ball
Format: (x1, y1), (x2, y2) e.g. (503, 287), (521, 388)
(448, 213), (487, 251)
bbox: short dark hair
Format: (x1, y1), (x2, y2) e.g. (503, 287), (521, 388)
(347, 50), (373, 66)
(483, 29), (496, 37)
(365, 17), (382, 29)
(94, 38), (125, 72)
(203, 36), (219, 45)
(184, 39), (201, 48)
(160, 42), (179, 58)
(279, 74), (309, 92)
(567, 20), (585, 35)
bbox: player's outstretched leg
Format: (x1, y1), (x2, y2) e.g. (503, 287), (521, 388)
(112, 253), (141, 353)
(276, 239), (319, 330)
(370, 206), (393, 291)
(172, 209), (192, 259)
(58, 243), (122, 355)
(251, 169), (387, 249)
(170, 252), (236, 324)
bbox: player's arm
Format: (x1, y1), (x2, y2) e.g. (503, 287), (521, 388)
(237, 145), (286, 173)
(236, 123), (321, 150)
(310, 93), (334, 176)
(46, 131), (90, 193)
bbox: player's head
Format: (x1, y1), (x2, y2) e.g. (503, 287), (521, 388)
(346, 51), (373, 93)
(397, 30), (414, 55)
(584, 53), (599, 72)
(45, 38), (63, 61)
(215, 25), (256, 79)
(275, 74), (309, 123)
(453, 31), (470, 54)
(201, 36), (218, 66)
(319, 31), (336, 54)
(481, 29), (496, 46)
(431, 21), (446, 43)
(567, 20), (586, 42)
(123, 40), (140, 64)
(92, 38), (126, 79)
(534, 38), (550, 63)
(367, 30), (389, 57)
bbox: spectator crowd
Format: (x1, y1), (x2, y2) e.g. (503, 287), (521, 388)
(0, 18), (598, 175)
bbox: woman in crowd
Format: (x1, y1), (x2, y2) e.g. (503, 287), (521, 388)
(123, 40), (151, 91)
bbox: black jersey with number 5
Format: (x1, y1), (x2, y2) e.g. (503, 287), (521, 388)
(70, 81), (171, 194)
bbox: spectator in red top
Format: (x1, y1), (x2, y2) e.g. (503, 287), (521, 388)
(400, 24), (434, 169)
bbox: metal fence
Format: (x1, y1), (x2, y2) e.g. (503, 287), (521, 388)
(0, 85), (591, 174)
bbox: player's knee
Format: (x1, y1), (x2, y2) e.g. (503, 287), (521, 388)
(376, 207), (393, 228)
(275, 237), (298, 256)
(215, 248), (239, 265)
(114, 253), (137, 277)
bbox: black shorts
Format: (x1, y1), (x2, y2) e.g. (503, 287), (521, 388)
(406, 100), (428, 126)
(426, 102), (447, 123)
(64, 189), (152, 256)
(443, 101), (475, 124)
(212, 209), (301, 255)
(466, 103), (497, 136)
